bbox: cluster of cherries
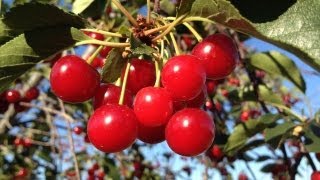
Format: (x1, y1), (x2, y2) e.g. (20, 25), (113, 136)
(49, 33), (239, 157)
(0, 87), (39, 113)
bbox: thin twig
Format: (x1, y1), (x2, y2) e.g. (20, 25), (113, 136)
(111, 0), (138, 27)
(244, 161), (257, 180)
(153, 14), (187, 41)
(58, 99), (80, 180)
(147, 0), (151, 23)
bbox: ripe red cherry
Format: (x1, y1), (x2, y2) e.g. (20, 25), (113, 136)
(192, 33), (239, 80)
(206, 80), (218, 96)
(91, 57), (105, 69)
(311, 171), (320, 180)
(6, 90), (21, 103)
(93, 84), (133, 109)
(122, 59), (156, 94)
(161, 55), (206, 101)
(73, 126), (83, 135)
(134, 87), (173, 127)
(87, 104), (138, 153)
(96, 171), (105, 179)
(240, 111), (250, 122)
(238, 173), (248, 180)
(14, 137), (23, 146)
(165, 108), (215, 156)
(137, 123), (166, 144)
(25, 87), (39, 101)
(210, 145), (224, 161)
(186, 88), (206, 108)
(50, 55), (100, 103)
(15, 168), (28, 178)
(23, 138), (32, 147)
(99, 46), (112, 58)
(84, 31), (105, 41)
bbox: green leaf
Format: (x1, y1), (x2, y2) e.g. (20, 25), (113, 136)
(264, 122), (296, 143)
(0, 27), (89, 93)
(181, 0), (320, 72)
(248, 51), (306, 93)
(72, 0), (94, 14)
(261, 163), (277, 173)
(160, 0), (177, 16)
(224, 114), (281, 156)
(102, 48), (127, 83)
(0, 2), (86, 44)
(258, 85), (284, 105)
(129, 34), (157, 56)
(304, 123), (320, 152)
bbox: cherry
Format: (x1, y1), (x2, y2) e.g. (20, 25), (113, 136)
(87, 104), (138, 153)
(88, 168), (95, 176)
(93, 84), (133, 109)
(238, 173), (248, 180)
(24, 87), (39, 101)
(311, 171), (320, 180)
(209, 145), (224, 161)
(228, 77), (240, 86)
(138, 123), (166, 144)
(240, 111), (250, 122)
(134, 87), (173, 127)
(6, 90), (21, 103)
(15, 168), (28, 178)
(50, 55), (100, 103)
(161, 55), (206, 101)
(255, 70), (266, 79)
(84, 31), (105, 41)
(122, 58), (156, 94)
(186, 88), (206, 108)
(91, 57), (105, 69)
(73, 126), (83, 135)
(191, 33), (239, 80)
(206, 80), (218, 96)
(99, 46), (112, 58)
(14, 137), (23, 146)
(96, 171), (105, 179)
(92, 163), (100, 170)
(165, 108), (215, 156)
(23, 138), (32, 147)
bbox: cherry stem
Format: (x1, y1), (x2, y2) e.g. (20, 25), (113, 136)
(183, 22), (203, 42)
(152, 14), (187, 42)
(119, 62), (131, 105)
(170, 32), (181, 55)
(82, 29), (124, 38)
(111, 0), (138, 27)
(147, 0), (151, 24)
(75, 40), (130, 47)
(154, 60), (161, 87)
(144, 23), (171, 36)
(165, 16), (215, 24)
(87, 45), (104, 65)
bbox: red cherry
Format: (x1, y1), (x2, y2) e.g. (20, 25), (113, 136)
(100, 46), (112, 58)
(15, 168), (28, 178)
(165, 108), (215, 156)
(88, 168), (95, 176)
(6, 90), (21, 103)
(138, 123), (166, 144)
(186, 88), (206, 108)
(311, 171), (320, 180)
(206, 80), (217, 96)
(221, 89), (229, 97)
(84, 134), (90, 143)
(238, 173), (248, 180)
(23, 138), (32, 147)
(228, 78), (240, 86)
(25, 87), (39, 101)
(210, 145), (224, 161)
(50, 55), (100, 103)
(215, 102), (222, 112)
(73, 126), (83, 135)
(96, 171), (105, 179)
(192, 33), (239, 80)
(14, 137), (23, 146)
(93, 84), (133, 109)
(87, 104), (138, 153)
(92, 163), (100, 170)
(84, 31), (105, 41)
(91, 57), (105, 69)
(122, 59), (156, 94)
(240, 111), (250, 122)
(161, 55), (206, 101)
(134, 87), (173, 127)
